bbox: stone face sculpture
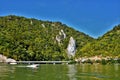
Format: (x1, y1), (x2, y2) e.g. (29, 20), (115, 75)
(67, 37), (76, 58)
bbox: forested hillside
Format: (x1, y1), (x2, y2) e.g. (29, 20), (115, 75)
(0, 15), (93, 61)
(78, 24), (120, 57)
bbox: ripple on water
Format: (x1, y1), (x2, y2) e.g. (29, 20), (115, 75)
(0, 64), (16, 78)
(75, 72), (111, 80)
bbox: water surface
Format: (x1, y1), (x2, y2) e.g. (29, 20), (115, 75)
(0, 63), (120, 80)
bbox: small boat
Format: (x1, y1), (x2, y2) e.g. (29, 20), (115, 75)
(26, 64), (39, 68)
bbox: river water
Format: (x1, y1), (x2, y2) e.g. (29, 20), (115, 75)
(0, 63), (120, 80)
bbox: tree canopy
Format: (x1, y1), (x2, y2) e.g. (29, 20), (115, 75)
(77, 24), (120, 58)
(0, 15), (93, 61)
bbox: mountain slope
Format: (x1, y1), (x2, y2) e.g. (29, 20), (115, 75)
(79, 24), (120, 57)
(0, 15), (94, 60)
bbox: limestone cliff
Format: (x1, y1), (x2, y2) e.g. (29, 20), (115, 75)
(67, 37), (76, 58)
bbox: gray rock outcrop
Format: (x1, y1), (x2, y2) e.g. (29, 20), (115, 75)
(0, 54), (7, 62)
(41, 24), (45, 28)
(30, 20), (33, 25)
(6, 58), (16, 63)
(56, 29), (66, 43)
(0, 54), (17, 64)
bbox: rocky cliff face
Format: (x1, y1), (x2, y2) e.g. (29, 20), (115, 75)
(56, 29), (66, 43)
(67, 37), (76, 58)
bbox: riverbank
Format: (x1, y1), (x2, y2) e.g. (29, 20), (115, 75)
(1, 54), (120, 65)
(75, 56), (120, 64)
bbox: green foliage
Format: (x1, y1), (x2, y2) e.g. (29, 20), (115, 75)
(86, 59), (93, 64)
(1, 15), (119, 61)
(0, 15), (93, 61)
(77, 24), (120, 57)
(101, 59), (107, 65)
(117, 59), (120, 63)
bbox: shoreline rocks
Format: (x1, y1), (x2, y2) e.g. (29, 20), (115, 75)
(75, 56), (120, 64)
(0, 54), (7, 62)
(0, 54), (17, 64)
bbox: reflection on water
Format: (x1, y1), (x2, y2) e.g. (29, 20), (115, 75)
(0, 64), (15, 80)
(114, 64), (119, 71)
(67, 64), (77, 80)
(79, 64), (111, 79)
(114, 64), (120, 78)
(0, 64), (120, 80)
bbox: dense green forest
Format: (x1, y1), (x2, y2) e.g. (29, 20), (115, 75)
(77, 24), (120, 58)
(0, 15), (120, 61)
(0, 15), (93, 61)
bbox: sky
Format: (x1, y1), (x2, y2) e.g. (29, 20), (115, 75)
(0, 0), (120, 38)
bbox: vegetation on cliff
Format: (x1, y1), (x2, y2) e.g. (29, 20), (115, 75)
(0, 15), (93, 61)
(77, 24), (120, 58)
(0, 15), (119, 61)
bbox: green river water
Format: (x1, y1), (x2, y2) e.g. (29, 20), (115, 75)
(0, 63), (120, 80)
